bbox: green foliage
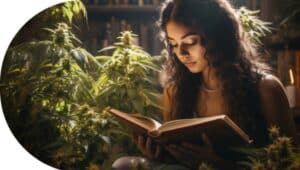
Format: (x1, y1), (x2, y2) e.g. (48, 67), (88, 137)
(1, 23), (162, 169)
(237, 7), (272, 45)
(93, 31), (163, 168)
(95, 31), (162, 117)
(1, 22), (110, 168)
(239, 126), (300, 170)
(45, 0), (87, 25)
(10, 0), (88, 46)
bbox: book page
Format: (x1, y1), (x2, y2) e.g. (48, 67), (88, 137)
(153, 114), (251, 145)
(158, 115), (226, 132)
(131, 114), (162, 131)
(107, 108), (162, 132)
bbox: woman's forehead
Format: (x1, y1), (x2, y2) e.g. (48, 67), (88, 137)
(166, 21), (199, 40)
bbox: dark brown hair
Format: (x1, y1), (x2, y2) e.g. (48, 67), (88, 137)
(158, 0), (271, 145)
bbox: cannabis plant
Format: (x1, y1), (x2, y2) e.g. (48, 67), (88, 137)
(1, 26), (163, 169)
(237, 7), (272, 45)
(12, 0), (87, 46)
(95, 31), (162, 117)
(93, 31), (163, 168)
(239, 126), (300, 170)
(46, 0), (87, 24)
(0, 22), (112, 169)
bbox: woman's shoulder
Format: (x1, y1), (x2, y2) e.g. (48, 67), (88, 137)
(257, 75), (298, 146)
(257, 73), (289, 113)
(258, 74), (285, 93)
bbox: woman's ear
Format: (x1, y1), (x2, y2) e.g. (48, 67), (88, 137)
(203, 51), (209, 61)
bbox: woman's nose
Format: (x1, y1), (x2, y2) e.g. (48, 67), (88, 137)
(178, 45), (189, 58)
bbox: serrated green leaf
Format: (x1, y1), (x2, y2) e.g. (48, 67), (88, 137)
(98, 46), (116, 53)
(95, 56), (112, 62)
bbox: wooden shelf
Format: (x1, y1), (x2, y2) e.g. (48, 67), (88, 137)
(87, 5), (159, 14)
(83, 4), (163, 55)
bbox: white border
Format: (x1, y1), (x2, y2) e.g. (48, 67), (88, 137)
(0, 1), (64, 169)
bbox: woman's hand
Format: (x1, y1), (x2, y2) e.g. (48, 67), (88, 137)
(132, 134), (161, 160)
(165, 142), (236, 169)
(165, 142), (215, 168)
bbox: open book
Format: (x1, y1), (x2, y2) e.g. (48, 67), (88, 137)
(106, 107), (252, 146)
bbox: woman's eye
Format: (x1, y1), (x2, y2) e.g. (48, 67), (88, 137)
(169, 43), (177, 48)
(183, 39), (197, 45)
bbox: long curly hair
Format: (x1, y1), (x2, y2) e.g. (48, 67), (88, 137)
(158, 0), (271, 145)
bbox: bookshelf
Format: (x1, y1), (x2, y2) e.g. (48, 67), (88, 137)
(87, 5), (158, 13)
(80, 1), (164, 55)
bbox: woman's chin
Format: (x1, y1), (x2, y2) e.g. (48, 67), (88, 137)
(188, 69), (202, 74)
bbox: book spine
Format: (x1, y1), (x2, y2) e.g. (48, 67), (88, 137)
(152, 0), (159, 5)
(140, 23), (148, 50)
(138, 0), (144, 6)
(129, 0), (138, 5)
(98, 0), (109, 5)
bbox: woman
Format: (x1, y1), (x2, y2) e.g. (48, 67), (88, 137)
(132, 0), (298, 169)
(113, 0), (297, 168)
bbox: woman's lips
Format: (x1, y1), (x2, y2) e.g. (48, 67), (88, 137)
(184, 62), (196, 67)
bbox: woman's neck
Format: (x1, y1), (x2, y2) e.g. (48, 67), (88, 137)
(201, 66), (221, 90)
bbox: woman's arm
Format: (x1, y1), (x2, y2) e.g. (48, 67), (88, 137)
(259, 74), (299, 146)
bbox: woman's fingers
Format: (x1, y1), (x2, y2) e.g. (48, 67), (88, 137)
(166, 144), (191, 160)
(181, 142), (208, 153)
(201, 133), (213, 147)
(146, 137), (152, 153)
(132, 133), (138, 144)
(146, 137), (161, 160)
(137, 135), (145, 147)
(181, 142), (225, 167)
(137, 135), (146, 154)
(135, 135), (161, 160)
(165, 144), (198, 168)
(154, 144), (161, 159)
(145, 137), (154, 159)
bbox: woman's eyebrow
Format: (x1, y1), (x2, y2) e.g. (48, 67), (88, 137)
(167, 32), (198, 40)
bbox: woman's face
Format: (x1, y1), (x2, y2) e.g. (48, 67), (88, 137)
(166, 21), (208, 73)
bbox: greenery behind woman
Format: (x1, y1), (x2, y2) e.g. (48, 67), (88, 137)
(132, 0), (299, 169)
